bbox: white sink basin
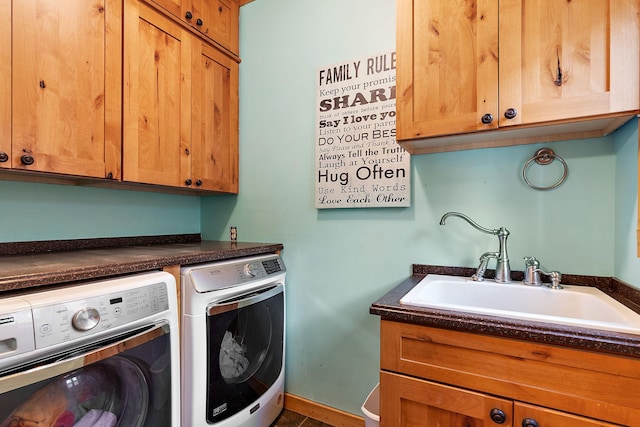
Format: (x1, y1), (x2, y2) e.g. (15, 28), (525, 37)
(400, 274), (640, 334)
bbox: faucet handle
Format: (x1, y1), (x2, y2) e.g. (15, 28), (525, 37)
(534, 269), (563, 289)
(472, 252), (498, 282)
(523, 257), (542, 286)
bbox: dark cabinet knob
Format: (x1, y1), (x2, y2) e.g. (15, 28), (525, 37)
(195, 179), (203, 186)
(196, 18), (203, 26)
(185, 11), (193, 19)
(489, 408), (506, 424)
(185, 179), (193, 186)
(0, 151), (8, 162)
(522, 419), (539, 427)
(20, 154), (34, 165)
(504, 108), (518, 119)
(481, 113), (494, 124)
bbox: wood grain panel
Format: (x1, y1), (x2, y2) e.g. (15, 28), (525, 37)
(11, 0), (120, 178)
(0, 0), (10, 168)
(146, 0), (239, 54)
(284, 393), (365, 427)
(396, 0), (639, 153)
(381, 321), (640, 425)
(191, 42), (239, 193)
(397, 0), (499, 139)
(515, 402), (623, 427)
(499, 0), (640, 127)
(123, 0), (192, 187)
(380, 371), (512, 427)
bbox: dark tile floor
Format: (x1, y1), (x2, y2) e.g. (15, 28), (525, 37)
(270, 409), (335, 427)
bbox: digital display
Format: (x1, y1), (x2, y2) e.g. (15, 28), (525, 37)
(110, 297), (123, 305)
(262, 259), (281, 274)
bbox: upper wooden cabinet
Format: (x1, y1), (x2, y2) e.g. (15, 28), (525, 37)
(396, 0), (640, 154)
(0, 0), (122, 179)
(0, 1), (10, 169)
(145, 0), (239, 54)
(123, 0), (238, 193)
(192, 43), (239, 193)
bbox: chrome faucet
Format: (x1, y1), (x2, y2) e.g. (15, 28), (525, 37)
(440, 212), (511, 283)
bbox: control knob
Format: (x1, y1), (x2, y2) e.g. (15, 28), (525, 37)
(72, 307), (100, 331)
(244, 263), (259, 277)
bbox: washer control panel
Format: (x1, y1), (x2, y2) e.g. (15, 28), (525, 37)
(31, 282), (169, 349)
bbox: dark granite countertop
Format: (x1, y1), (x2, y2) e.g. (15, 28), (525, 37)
(371, 264), (640, 358)
(0, 235), (283, 293)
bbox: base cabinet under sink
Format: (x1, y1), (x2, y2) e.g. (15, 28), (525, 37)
(379, 320), (639, 426)
(381, 372), (621, 427)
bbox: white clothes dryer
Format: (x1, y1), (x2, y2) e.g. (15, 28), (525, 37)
(181, 254), (286, 427)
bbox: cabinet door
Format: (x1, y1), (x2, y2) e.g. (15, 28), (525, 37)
(396, 0), (499, 140)
(148, 0), (183, 20)
(189, 0), (238, 53)
(123, 0), (192, 188)
(0, 0), (10, 169)
(515, 402), (624, 427)
(191, 42), (238, 193)
(499, 0), (640, 127)
(146, 0), (239, 54)
(380, 371), (512, 427)
(11, 0), (121, 178)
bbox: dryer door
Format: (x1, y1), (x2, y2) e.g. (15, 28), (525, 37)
(206, 283), (285, 423)
(0, 323), (173, 427)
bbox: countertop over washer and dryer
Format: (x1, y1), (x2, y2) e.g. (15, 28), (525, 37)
(0, 234), (283, 292)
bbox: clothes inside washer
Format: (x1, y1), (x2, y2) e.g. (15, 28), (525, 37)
(0, 358), (150, 427)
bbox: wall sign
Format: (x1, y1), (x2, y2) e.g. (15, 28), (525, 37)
(315, 51), (410, 209)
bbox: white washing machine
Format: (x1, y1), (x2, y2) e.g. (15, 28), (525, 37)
(181, 254), (286, 427)
(0, 271), (180, 427)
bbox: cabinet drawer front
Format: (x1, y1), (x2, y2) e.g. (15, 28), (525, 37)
(381, 321), (640, 425)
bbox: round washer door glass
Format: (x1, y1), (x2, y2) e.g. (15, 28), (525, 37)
(0, 357), (148, 427)
(206, 284), (284, 423)
(0, 327), (173, 427)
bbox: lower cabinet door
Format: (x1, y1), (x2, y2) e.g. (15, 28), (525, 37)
(380, 371), (512, 427)
(514, 402), (624, 427)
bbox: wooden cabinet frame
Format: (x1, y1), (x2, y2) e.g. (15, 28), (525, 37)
(123, 0), (238, 193)
(1, 0), (122, 179)
(396, 0), (640, 154)
(381, 320), (640, 426)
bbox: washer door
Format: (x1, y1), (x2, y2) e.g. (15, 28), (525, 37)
(0, 324), (170, 427)
(0, 360), (148, 427)
(206, 284), (284, 423)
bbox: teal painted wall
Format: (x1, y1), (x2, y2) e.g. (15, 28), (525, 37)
(201, 0), (640, 416)
(0, 181), (200, 242)
(0, 0), (637, 418)
(615, 119), (640, 283)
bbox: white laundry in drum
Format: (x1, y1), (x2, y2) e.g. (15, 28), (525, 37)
(219, 331), (250, 379)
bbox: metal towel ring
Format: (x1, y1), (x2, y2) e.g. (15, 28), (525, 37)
(522, 148), (568, 190)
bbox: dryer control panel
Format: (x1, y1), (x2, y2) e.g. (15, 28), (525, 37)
(184, 254), (286, 293)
